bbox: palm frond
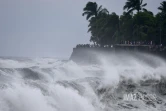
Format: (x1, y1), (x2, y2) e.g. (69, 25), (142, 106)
(123, 1), (132, 10)
(158, 6), (163, 10)
(142, 3), (147, 7)
(142, 8), (147, 12)
(97, 5), (102, 13)
(140, 0), (143, 5)
(127, 8), (135, 14)
(86, 13), (94, 20)
(100, 8), (109, 15)
(82, 12), (90, 16)
(124, 0), (147, 13)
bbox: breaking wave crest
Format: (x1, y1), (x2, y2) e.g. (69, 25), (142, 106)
(0, 53), (166, 111)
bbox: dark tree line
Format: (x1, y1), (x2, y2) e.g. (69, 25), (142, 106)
(82, 0), (166, 46)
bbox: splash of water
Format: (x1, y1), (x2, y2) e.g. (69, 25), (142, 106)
(0, 52), (166, 111)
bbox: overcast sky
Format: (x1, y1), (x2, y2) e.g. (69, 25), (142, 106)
(0, 0), (164, 58)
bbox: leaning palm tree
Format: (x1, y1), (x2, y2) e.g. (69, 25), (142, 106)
(82, 2), (108, 20)
(123, 0), (147, 14)
(83, 2), (109, 45)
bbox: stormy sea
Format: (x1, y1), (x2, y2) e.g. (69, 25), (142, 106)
(0, 52), (166, 111)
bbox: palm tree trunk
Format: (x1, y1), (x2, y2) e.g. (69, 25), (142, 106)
(137, 10), (140, 40)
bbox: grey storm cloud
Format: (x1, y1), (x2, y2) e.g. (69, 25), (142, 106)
(0, 0), (164, 58)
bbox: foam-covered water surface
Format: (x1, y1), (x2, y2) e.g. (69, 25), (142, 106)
(0, 52), (166, 111)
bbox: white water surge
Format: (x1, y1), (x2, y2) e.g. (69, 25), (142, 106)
(0, 52), (166, 111)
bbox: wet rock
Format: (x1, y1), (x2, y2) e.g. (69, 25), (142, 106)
(157, 79), (166, 95)
(126, 84), (136, 92)
(157, 99), (162, 104)
(97, 88), (107, 95)
(118, 103), (138, 109)
(146, 101), (156, 108)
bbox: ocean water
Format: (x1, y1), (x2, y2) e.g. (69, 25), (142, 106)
(0, 52), (166, 111)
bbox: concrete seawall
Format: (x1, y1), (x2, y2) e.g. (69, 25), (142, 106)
(70, 47), (115, 63)
(70, 45), (166, 64)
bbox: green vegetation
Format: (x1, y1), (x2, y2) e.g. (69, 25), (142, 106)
(82, 0), (166, 46)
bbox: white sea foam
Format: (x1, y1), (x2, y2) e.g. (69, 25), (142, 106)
(0, 52), (166, 111)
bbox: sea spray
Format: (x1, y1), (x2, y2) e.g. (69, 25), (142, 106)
(0, 52), (166, 111)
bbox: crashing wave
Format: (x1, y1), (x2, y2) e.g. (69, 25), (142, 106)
(0, 52), (166, 111)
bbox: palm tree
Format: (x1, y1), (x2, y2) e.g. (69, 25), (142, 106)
(123, 0), (147, 40)
(83, 2), (109, 45)
(82, 2), (108, 20)
(123, 0), (147, 14)
(158, 1), (166, 18)
(158, 1), (166, 44)
(158, 1), (166, 14)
